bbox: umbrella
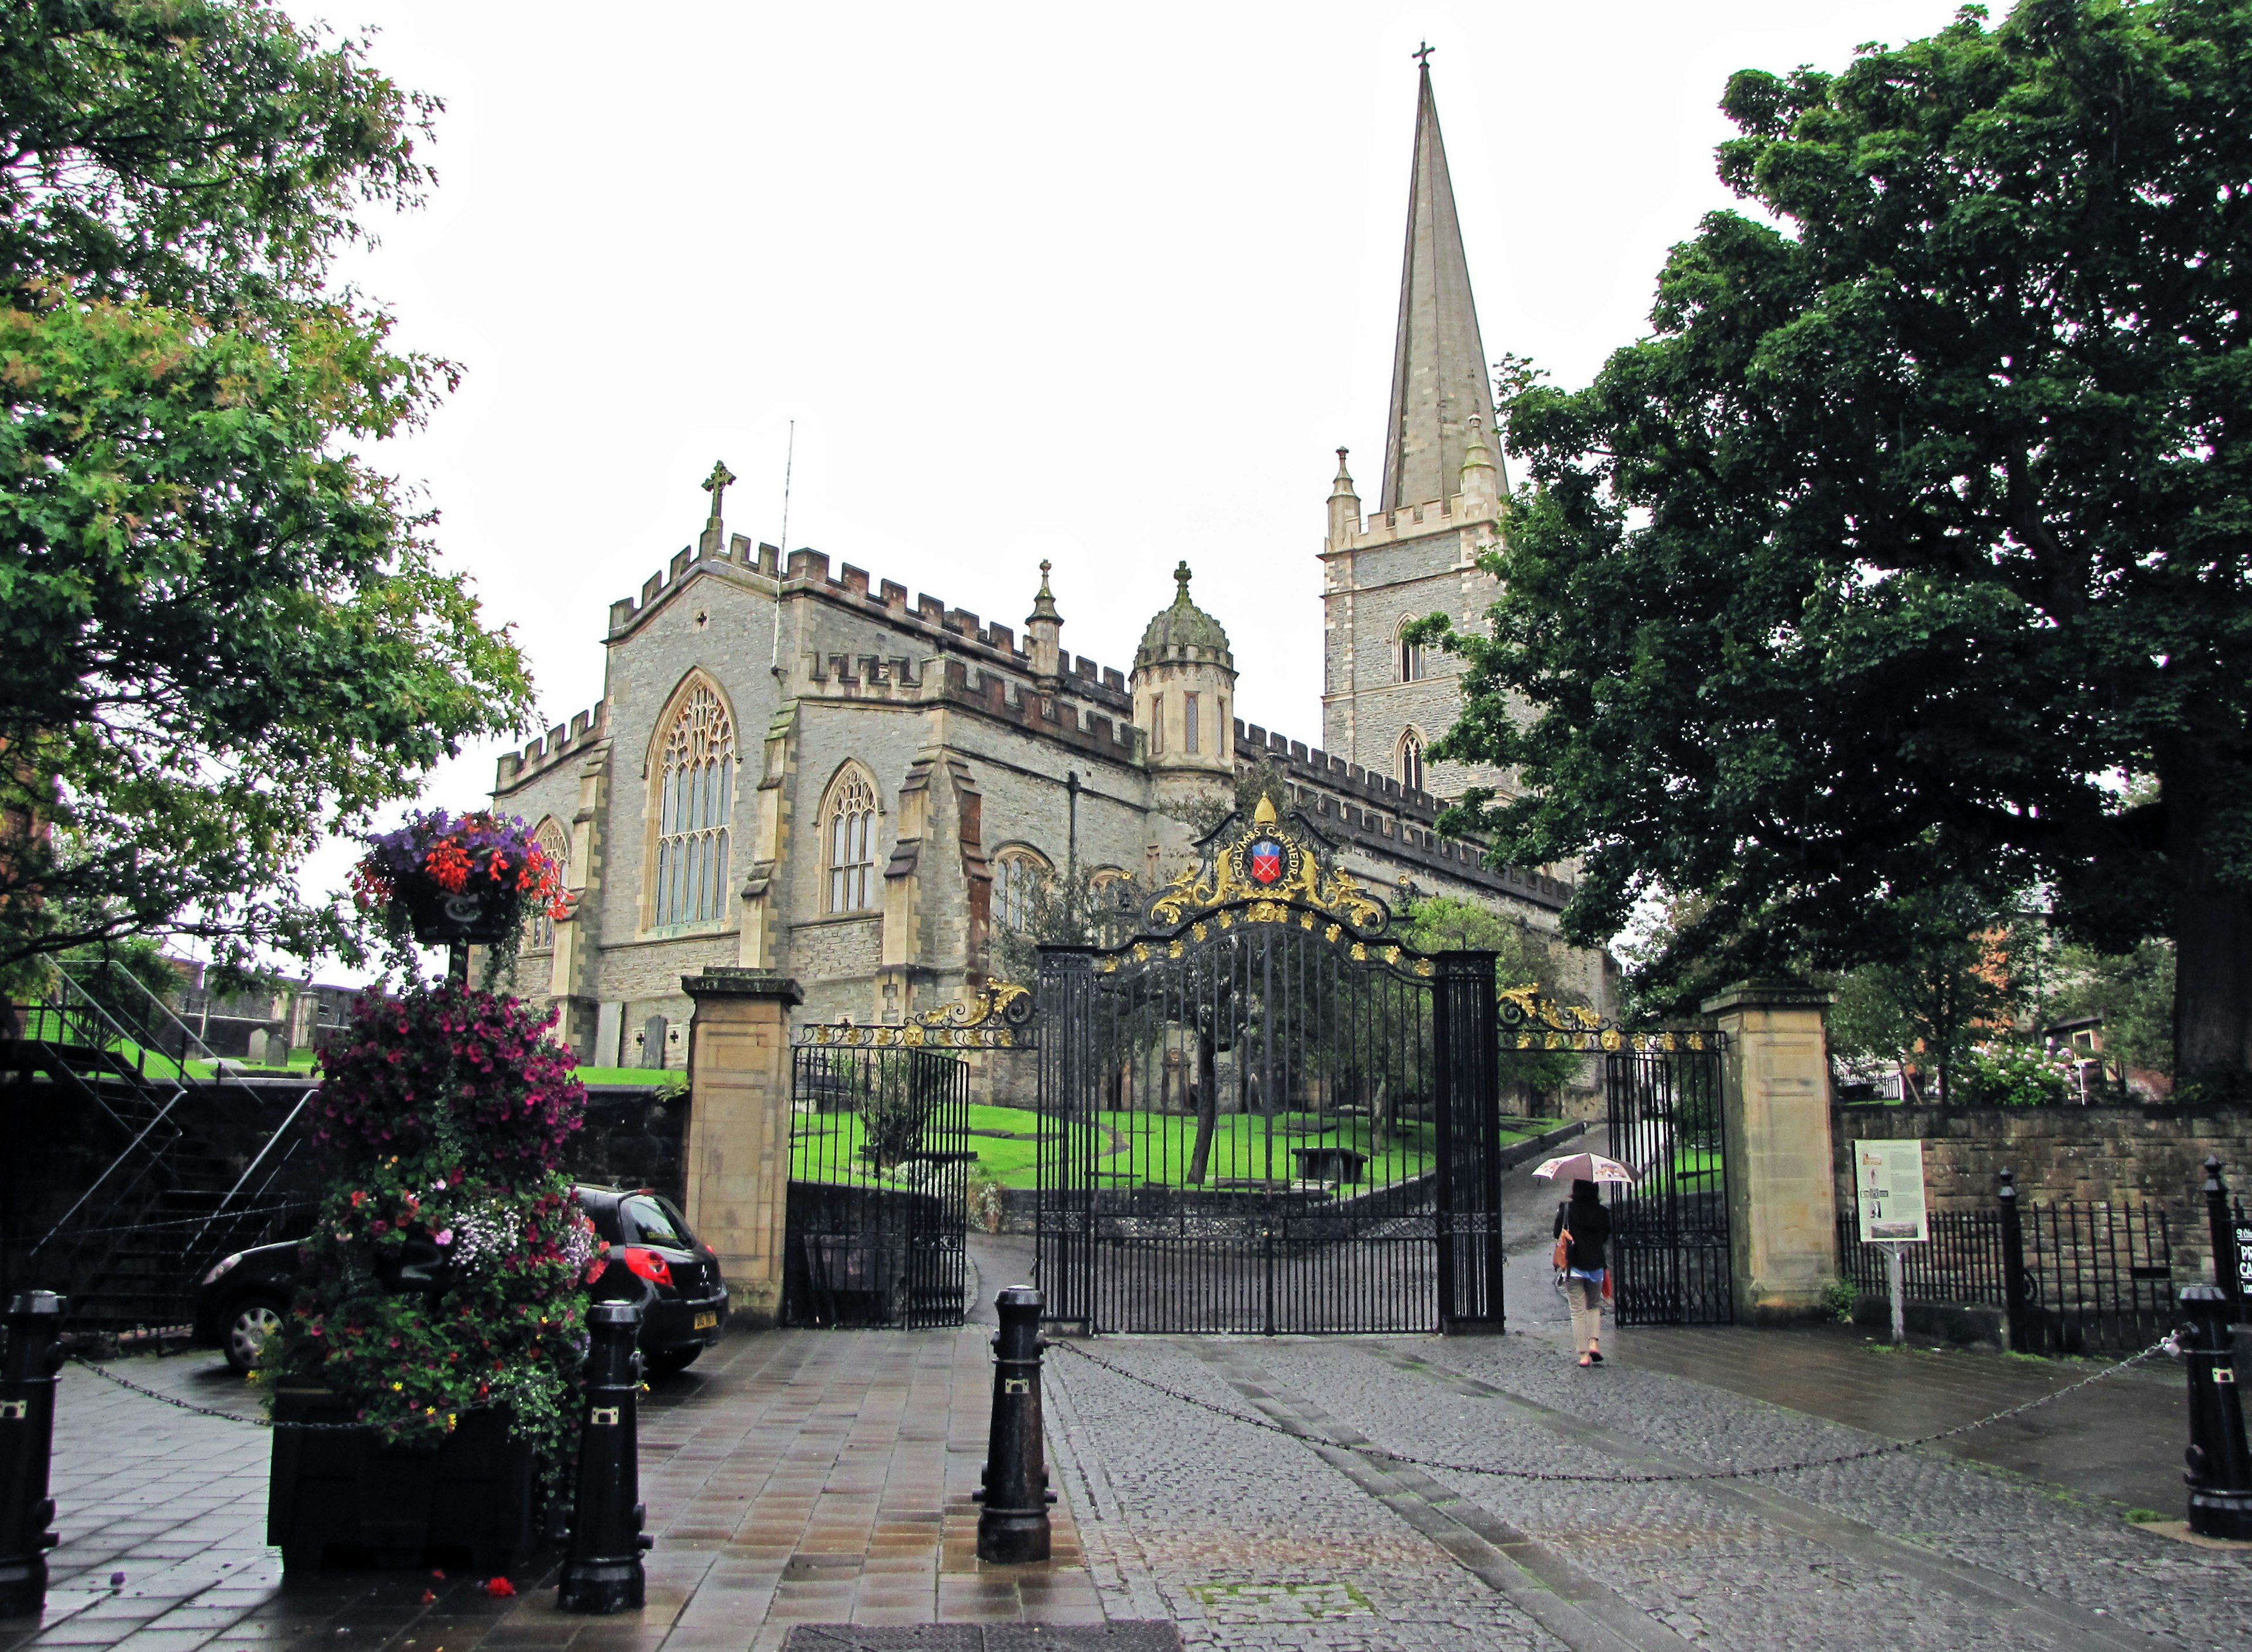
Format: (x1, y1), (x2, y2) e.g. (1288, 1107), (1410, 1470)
(1529, 1152), (1635, 1185)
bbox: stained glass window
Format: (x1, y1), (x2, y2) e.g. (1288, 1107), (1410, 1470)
(826, 768), (879, 912)
(654, 685), (734, 927)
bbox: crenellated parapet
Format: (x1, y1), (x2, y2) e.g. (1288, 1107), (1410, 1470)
(496, 699), (609, 793)
(1230, 717), (1570, 911)
(604, 538), (1132, 711)
(1321, 487), (1500, 559)
(938, 659), (1139, 764)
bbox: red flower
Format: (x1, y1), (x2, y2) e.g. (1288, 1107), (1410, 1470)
(484, 1578), (515, 1599)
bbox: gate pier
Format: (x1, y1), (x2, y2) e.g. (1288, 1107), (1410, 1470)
(1704, 982), (1839, 1324)
(681, 968), (806, 1329)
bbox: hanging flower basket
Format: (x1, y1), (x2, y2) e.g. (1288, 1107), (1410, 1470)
(354, 810), (568, 949)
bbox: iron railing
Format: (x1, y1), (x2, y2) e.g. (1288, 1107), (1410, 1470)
(1837, 1182), (2177, 1355)
(1836, 1207), (2008, 1307)
(782, 1042), (972, 1329)
(1605, 1042), (1731, 1326)
(4, 963), (318, 1328)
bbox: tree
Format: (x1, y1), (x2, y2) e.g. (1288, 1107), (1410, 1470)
(1398, 894), (1590, 1106)
(1417, 0), (2252, 1095)
(1827, 888), (2027, 1103)
(0, 1), (533, 989)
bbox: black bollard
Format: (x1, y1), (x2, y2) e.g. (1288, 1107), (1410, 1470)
(0, 1293), (66, 1618)
(2177, 1284), (2252, 1541)
(2206, 1158), (2247, 1322)
(557, 1301), (650, 1613)
(974, 1286), (1054, 1563)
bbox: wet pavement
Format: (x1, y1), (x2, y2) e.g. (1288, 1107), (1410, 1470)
(1, 1213), (2240, 1652)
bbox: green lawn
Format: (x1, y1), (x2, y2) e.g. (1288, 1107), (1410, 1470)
(792, 1104), (1564, 1191)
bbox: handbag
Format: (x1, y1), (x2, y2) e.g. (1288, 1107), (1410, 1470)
(1552, 1203), (1572, 1271)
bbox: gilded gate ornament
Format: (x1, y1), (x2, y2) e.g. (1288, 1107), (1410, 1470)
(1496, 982), (1715, 1053)
(1147, 795), (1391, 935)
(799, 976), (1036, 1048)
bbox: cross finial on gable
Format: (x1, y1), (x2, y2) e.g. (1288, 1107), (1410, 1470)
(1413, 40), (1434, 68)
(701, 460), (737, 523)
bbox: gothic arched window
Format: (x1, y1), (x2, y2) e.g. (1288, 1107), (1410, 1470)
(993, 848), (1051, 935)
(652, 683), (735, 928)
(1398, 728), (1426, 793)
(1397, 621), (1426, 684)
(824, 766), (880, 912)
(526, 817), (569, 949)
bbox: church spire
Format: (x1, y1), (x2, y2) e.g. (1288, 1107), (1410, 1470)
(1379, 56), (1496, 514)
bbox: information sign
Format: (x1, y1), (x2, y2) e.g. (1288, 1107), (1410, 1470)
(1854, 1138), (1930, 1243)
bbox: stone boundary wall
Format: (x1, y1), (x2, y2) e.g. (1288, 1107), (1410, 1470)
(1833, 1101), (2252, 1217)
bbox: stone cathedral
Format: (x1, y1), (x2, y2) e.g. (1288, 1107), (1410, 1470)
(494, 64), (1605, 1072)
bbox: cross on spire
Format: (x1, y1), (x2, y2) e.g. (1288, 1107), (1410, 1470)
(701, 460), (736, 523)
(1413, 40), (1434, 67)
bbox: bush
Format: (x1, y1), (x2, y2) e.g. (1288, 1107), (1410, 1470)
(1956, 1043), (2076, 1108)
(277, 985), (592, 1462)
(965, 1166), (1006, 1234)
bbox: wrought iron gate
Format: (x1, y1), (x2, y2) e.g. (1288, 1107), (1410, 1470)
(782, 1041), (974, 1327)
(1602, 1038), (1731, 1325)
(1036, 800), (1504, 1335)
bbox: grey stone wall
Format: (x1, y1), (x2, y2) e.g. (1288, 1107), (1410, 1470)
(1833, 1101), (2252, 1219)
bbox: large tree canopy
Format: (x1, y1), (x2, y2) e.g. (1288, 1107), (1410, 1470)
(0, 1), (533, 986)
(1420, 0), (2252, 1090)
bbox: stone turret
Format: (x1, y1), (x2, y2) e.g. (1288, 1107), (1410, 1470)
(1327, 449), (1361, 555)
(1458, 414), (1500, 520)
(1132, 561), (1236, 779)
(1025, 560), (1063, 688)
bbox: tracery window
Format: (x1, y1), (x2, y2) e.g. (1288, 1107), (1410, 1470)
(994, 848), (1051, 934)
(1183, 693), (1201, 754)
(825, 766), (880, 912)
(653, 684), (734, 928)
(526, 817), (569, 949)
(1398, 728), (1426, 793)
(1398, 621), (1426, 684)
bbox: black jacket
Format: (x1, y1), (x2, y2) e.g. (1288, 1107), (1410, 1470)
(1554, 1199), (1610, 1273)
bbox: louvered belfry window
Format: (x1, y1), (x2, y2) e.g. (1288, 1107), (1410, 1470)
(826, 768), (879, 912)
(654, 686), (734, 927)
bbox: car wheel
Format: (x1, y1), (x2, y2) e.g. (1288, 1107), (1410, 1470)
(643, 1346), (702, 1377)
(225, 1295), (287, 1374)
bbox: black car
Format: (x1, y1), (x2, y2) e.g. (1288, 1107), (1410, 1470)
(192, 1185), (728, 1375)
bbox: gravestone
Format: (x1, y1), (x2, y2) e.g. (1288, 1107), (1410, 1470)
(639, 1014), (669, 1070)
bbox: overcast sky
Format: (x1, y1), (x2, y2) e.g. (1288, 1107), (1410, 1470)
(284, 0), (1969, 980)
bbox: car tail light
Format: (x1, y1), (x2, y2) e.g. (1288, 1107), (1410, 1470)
(618, 1247), (673, 1288)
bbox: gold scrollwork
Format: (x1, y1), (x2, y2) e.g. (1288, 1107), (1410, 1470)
(1146, 794), (1391, 934)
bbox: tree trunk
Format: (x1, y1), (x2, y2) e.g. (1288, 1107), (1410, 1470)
(2171, 795), (2252, 1090)
(1185, 1030), (1219, 1185)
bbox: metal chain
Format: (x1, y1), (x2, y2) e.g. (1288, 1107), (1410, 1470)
(66, 1356), (369, 1430)
(1047, 1335), (2165, 1485)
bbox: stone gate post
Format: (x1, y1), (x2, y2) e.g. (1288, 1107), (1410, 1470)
(681, 968), (803, 1329)
(1701, 982), (1838, 1324)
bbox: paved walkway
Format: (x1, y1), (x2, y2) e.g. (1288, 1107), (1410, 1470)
(4, 1227), (2243, 1652)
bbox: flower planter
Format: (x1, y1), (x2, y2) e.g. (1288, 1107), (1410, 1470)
(267, 1384), (548, 1574)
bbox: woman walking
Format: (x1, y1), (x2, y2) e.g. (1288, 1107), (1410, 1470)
(1553, 1178), (1612, 1367)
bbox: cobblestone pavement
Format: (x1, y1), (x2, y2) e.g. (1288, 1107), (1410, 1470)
(978, 1170), (2248, 1652)
(6, 1220), (2244, 1652)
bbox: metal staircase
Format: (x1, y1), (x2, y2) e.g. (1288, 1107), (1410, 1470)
(2, 965), (320, 1334)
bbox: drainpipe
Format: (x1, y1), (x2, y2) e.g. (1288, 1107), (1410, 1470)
(1066, 771), (1080, 887)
